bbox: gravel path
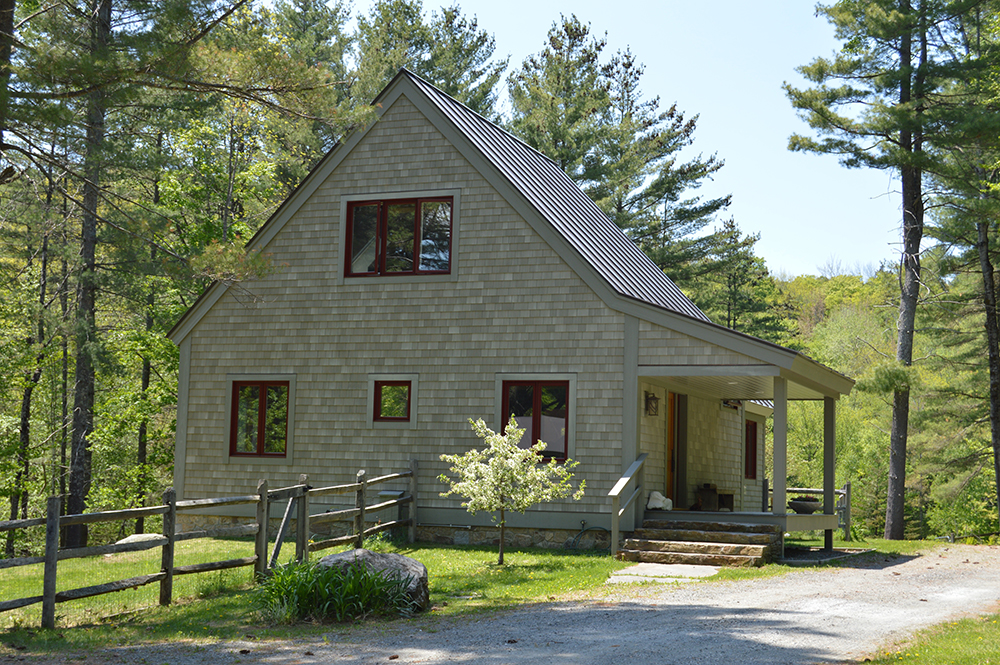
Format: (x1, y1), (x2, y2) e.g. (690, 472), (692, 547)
(10, 544), (1000, 665)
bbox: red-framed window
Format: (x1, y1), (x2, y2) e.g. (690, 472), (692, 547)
(230, 380), (289, 457)
(374, 380), (411, 422)
(346, 197), (452, 276)
(502, 380), (569, 461)
(745, 419), (758, 479)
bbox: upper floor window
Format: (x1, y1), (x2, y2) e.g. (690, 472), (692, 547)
(346, 197), (452, 276)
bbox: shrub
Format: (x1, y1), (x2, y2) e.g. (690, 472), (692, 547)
(251, 560), (416, 624)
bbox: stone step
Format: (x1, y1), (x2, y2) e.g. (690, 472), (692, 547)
(641, 519), (782, 535)
(623, 538), (768, 557)
(633, 528), (775, 545)
(618, 548), (764, 567)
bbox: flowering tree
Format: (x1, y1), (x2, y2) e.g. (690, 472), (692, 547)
(438, 418), (585, 564)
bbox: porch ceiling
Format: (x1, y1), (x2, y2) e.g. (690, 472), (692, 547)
(638, 365), (840, 401)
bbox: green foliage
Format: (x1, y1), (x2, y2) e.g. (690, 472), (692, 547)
(251, 561), (417, 623)
(438, 418), (584, 564)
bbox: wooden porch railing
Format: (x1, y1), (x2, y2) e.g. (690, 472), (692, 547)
(765, 481), (852, 540)
(608, 453), (647, 554)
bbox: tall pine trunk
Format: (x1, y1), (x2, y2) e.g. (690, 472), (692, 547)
(884, 0), (926, 540)
(67, 0), (112, 548)
(977, 220), (1000, 528)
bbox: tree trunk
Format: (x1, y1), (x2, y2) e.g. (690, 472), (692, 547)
(0, 0), (14, 149)
(67, 0), (112, 548)
(977, 220), (1000, 528)
(498, 505), (505, 565)
(884, 0), (925, 540)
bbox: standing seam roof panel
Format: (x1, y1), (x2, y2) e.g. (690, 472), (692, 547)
(405, 72), (709, 322)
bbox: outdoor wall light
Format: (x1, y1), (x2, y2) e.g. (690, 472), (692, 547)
(644, 391), (660, 416)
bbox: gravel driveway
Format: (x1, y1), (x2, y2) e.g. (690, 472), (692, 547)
(11, 544), (1000, 665)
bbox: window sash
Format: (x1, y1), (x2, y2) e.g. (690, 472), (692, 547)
(230, 381), (289, 457)
(374, 380), (411, 421)
(502, 380), (569, 460)
(346, 198), (452, 276)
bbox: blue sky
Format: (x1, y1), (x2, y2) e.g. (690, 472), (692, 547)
(357, 0), (903, 277)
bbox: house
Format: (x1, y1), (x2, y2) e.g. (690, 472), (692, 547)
(168, 70), (854, 547)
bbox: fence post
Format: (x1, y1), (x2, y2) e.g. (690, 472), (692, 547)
(159, 487), (176, 606)
(42, 495), (61, 629)
(408, 458), (418, 544)
(255, 479), (269, 578)
(295, 474), (309, 563)
(354, 470), (366, 549)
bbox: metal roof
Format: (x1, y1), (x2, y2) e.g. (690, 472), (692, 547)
(397, 71), (711, 323)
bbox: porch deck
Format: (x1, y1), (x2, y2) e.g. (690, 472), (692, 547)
(643, 509), (839, 533)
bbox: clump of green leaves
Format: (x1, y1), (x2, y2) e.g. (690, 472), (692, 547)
(438, 417), (585, 564)
(251, 561), (416, 624)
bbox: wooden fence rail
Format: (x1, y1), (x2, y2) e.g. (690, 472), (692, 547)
(0, 460), (418, 629)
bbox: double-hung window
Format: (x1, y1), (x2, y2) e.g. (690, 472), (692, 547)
(502, 380), (570, 461)
(346, 197), (452, 276)
(230, 380), (289, 457)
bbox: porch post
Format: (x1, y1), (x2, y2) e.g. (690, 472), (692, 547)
(823, 396), (836, 550)
(772, 378), (788, 518)
(622, 315), (640, 532)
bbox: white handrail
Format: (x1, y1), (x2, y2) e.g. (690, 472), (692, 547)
(608, 453), (648, 554)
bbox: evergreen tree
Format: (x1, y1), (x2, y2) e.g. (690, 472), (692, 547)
(785, 0), (988, 539)
(508, 15), (608, 178)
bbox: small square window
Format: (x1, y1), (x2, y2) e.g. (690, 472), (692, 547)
(374, 381), (411, 421)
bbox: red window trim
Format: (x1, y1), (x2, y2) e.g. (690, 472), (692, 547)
(745, 420), (758, 480)
(501, 380), (570, 461)
(373, 380), (412, 422)
(345, 197), (453, 277)
(230, 380), (289, 457)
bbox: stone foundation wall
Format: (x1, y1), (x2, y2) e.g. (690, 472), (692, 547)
(175, 513), (610, 551)
(417, 524), (610, 551)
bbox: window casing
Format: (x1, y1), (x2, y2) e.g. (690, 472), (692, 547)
(374, 380), (411, 422)
(501, 380), (570, 461)
(346, 197), (452, 276)
(230, 380), (289, 457)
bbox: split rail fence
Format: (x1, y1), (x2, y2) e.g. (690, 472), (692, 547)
(0, 460), (417, 629)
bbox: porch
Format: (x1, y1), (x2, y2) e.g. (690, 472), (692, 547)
(612, 338), (854, 554)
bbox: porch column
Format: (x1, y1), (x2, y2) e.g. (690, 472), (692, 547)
(772, 377), (788, 518)
(823, 396), (836, 550)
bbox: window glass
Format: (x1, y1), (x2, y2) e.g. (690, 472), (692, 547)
(235, 384), (259, 454)
(419, 200), (451, 271)
(350, 204), (379, 273)
(539, 384), (568, 456)
(376, 381), (411, 420)
(263, 385), (289, 454)
(505, 383), (535, 448)
(385, 203), (416, 272)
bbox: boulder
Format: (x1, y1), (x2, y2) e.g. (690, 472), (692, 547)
(317, 549), (429, 612)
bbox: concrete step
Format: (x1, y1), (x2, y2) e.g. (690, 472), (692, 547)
(633, 528), (775, 545)
(617, 548), (764, 567)
(623, 538), (768, 558)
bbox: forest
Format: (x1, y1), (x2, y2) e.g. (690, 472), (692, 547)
(1, 0), (999, 552)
